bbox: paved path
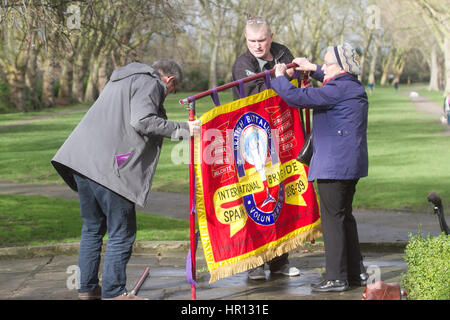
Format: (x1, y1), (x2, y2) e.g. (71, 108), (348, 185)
(0, 106), (87, 131)
(404, 89), (450, 135)
(0, 242), (407, 301)
(0, 179), (444, 243)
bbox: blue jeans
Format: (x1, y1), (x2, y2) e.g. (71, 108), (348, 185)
(73, 173), (136, 298)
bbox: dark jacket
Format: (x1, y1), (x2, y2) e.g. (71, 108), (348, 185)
(271, 65), (369, 182)
(231, 42), (294, 100)
(51, 62), (189, 207)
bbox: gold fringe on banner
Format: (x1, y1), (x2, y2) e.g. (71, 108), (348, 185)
(207, 221), (322, 283)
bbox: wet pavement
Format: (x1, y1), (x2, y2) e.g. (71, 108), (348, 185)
(0, 242), (407, 301)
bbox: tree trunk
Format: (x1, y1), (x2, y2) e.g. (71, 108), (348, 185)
(359, 32), (374, 82)
(41, 54), (56, 108)
(200, 0), (225, 89)
(380, 50), (393, 86)
(97, 53), (112, 94)
(84, 58), (101, 102)
(196, 31), (203, 66)
(393, 63), (405, 84)
(368, 36), (379, 85)
(428, 44), (440, 91)
(58, 58), (74, 104)
(25, 44), (41, 109)
(392, 49), (406, 85)
(209, 37), (219, 88)
(6, 71), (27, 112)
(72, 52), (86, 103)
(445, 36), (450, 95)
(380, 65), (390, 86)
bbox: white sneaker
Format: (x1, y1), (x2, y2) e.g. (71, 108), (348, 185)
(248, 266), (266, 280)
(271, 264), (300, 277)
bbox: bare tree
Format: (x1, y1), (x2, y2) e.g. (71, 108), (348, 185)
(0, 3), (38, 111)
(411, 0), (450, 94)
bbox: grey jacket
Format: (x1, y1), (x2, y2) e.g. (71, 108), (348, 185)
(51, 62), (189, 207)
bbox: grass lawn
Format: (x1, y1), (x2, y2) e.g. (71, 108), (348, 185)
(354, 86), (450, 212)
(0, 91), (233, 190)
(0, 103), (91, 127)
(0, 85), (449, 246)
(416, 88), (446, 106)
(0, 194), (190, 248)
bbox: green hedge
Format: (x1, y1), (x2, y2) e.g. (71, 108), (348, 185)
(401, 233), (450, 300)
(0, 81), (15, 113)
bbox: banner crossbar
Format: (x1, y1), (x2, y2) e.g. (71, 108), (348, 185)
(179, 62), (298, 105)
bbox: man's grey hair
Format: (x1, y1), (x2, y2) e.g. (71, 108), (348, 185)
(152, 59), (184, 85)
(245, 16), (272, 36)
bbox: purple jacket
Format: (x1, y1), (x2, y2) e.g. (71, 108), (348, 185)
(271, 66), (368, 181)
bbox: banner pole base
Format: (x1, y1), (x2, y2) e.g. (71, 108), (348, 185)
(188, 100), (197, 300)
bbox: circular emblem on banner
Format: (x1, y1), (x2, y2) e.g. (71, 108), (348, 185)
(233, 112), (284, 226)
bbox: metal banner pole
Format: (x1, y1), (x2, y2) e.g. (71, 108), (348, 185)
(179, 62), (299, 105)
(188, 100), (196, 300)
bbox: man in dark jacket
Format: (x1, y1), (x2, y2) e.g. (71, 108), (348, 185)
(231, 16), (300, 280)
(272, 43), (369, 292)
(231, 16), (296, 100)
(52, 59), (200, 299)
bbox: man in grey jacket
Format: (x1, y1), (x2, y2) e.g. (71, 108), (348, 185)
(51, 59), (200, 300)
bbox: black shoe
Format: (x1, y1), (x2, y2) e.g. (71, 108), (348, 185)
(311, 279), (349, 292)
(348, 272), (369, 287)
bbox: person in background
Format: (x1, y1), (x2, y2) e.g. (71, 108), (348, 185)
(368, 82), (374, 95)
(271, 42), (369, 292)
(231, 16), (300, 280)
(444, 93), (450, 125)
(393, 80), (399, 92)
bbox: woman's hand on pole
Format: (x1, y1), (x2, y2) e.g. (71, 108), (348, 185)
(293, 57), (317, 72)
(274, 63), (287, 78)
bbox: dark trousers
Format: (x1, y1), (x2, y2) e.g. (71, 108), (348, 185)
(268, 253), (289, 272)
(73, 172), (136, 298)
(317, 179), (363, 281)
(255, 253), (289, 271)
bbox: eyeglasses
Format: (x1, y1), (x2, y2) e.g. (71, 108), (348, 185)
(246, 19), (266, 25)
(323, 62), (337, 67)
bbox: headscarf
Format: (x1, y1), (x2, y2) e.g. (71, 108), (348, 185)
(332, 42), (362, 76)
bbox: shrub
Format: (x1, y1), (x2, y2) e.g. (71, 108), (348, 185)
(0, 81), (15, 114)
(179, 68), (209, 92)
(401, 232), (449, 300)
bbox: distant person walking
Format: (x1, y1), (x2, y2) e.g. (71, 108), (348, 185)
(368, 82), (374, 95)
(444, 93), (450, 125)
(393, 80), (399, 92)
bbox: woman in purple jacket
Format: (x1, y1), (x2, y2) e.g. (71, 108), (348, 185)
(271, 43), (369, 292)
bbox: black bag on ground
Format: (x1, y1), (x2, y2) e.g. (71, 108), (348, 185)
(296, 134), (313, 166)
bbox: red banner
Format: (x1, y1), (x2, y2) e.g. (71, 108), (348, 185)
(194, 83), (321, 282)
